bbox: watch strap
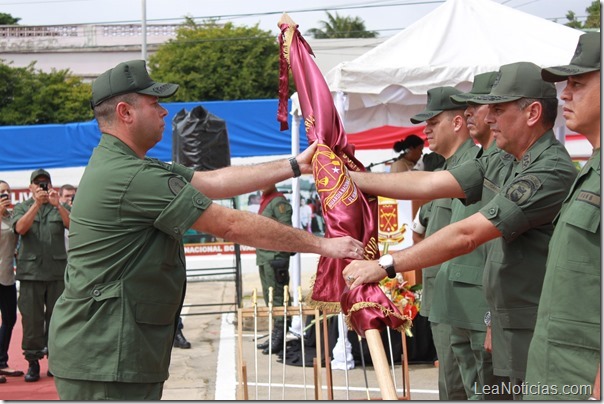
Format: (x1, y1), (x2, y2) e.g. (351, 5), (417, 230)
(289, 157), (301, 178)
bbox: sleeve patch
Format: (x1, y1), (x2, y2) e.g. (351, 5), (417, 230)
(278, 203), (288, 214)
(168, 177), (186, 195)
(504, 175), (541, 204)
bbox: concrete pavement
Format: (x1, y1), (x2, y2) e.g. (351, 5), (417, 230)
(162, 261), (439, 400)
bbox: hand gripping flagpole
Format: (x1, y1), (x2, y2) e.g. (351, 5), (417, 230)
(277, 13), (412, 400)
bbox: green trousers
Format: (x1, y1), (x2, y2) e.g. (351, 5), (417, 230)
(55, 376), (164, 400)
(18, 280), (64, 361)
(431, 322), (466, 400)
(258, 263), (290, 329)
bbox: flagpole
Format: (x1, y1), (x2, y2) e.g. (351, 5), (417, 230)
(289, 93), (303, 337)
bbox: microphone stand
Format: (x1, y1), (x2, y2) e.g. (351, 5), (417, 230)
(365, 155), (402, 172)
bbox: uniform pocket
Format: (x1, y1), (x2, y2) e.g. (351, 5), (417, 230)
(565, 201), (600, 235)
(547, 316), (600, 350)
(135, 301), (179, 326)
(448, 262), (483, 285)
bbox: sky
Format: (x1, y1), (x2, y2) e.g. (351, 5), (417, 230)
(0, 0), (594, 36)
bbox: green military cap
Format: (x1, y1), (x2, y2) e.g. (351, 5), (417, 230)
(30, 168), (51, 183)
(541, 32), (601, 82)
(450, 71), (498, 104)
(91, 60), (179, 107)
(470, 62), (557, 104)
(410, 86), (465, 124)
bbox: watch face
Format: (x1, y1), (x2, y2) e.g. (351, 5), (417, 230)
(379, 254), (394, 267)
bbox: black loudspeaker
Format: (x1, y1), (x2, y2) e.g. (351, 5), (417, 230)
(172, 105), (231, 171)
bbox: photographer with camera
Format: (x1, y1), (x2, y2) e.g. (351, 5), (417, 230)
(11, 169), (70, 382)
(0, 181), (24, 383)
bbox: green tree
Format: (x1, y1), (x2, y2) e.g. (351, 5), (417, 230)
(0, 12), (20, 25)
(565, 1), (600, 29)
(148, 19), (282, 101)
(305, 11), (378, 39)
(0, 61), (92, 125)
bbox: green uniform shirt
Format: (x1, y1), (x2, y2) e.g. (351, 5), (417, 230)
(524, 149), (600, 399)
(419, 138), (478, 317)
(48, 134), (212, 383)
(255, 195), (293, 266)
(429, 143), (501, 330)
(12, 200), (70, 281)
(448, 130), (577, 377)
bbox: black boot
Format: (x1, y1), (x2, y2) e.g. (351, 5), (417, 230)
(257, 337), (270, 350)
(262, 327), (285, 355)
(173, 329), (191, 349)
(24, 360), (40, 382)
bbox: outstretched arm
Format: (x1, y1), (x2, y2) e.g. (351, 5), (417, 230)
(190, 142), (317, 199)
(343, 212), (501, 287)
(193, 203), (364, 260)
(349, 169), (466, 201)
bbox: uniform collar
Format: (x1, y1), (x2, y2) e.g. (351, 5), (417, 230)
(99, 133), (140, 158)
(446, 138), (477, 167)
(516, 130), (557, 172)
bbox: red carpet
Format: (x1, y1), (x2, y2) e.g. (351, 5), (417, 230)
(1, 312), (59, 400)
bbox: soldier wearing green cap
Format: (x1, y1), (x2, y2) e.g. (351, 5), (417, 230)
(410, 85), (477, 400)
(525, 32), (601, 400)
(12, 168), (71, 382)
(428, 71), (511, 399)
(341, 60), (577, 399)
(47, 60), (364, 400)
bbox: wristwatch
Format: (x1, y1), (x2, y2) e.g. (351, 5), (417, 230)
(484, 311), (492, 327)
(378, 254), (396, 279)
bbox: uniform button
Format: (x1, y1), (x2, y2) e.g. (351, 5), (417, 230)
(173, 227), (180, 234)
(488, 208), (496, 215)
(195, 198), (204, 204)
(92, 289), (101, 297)
(455, 272), (460, 278)
(511, 232), (517, 237)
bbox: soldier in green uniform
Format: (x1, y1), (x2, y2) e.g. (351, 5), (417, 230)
(341, 61), (577, 399)
(410, 86), (476, 400)
(12, 169), (71, 382)
(255, 184), (293, 355)
(525, 32), (601, 400)
(429, 71), (511, 399)
(47, 60), (364, 400)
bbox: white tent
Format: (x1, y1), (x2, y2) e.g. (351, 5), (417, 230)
(326, 0), (583, 134)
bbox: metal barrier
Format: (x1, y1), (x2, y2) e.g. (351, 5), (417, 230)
(182, 197), (243, 316)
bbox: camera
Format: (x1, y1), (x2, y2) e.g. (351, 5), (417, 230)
(0, 193), (8, 201)
(39, 182), (49, 191)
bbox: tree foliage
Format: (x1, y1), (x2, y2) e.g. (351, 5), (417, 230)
(0, 61), (92, 125)
(305, 12), (378, 39)
(565, 1), (600, 29)
(0, 12), (20, 25)
(148, 19), (283, 101)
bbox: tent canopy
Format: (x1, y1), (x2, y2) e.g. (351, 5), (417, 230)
(325, 0), (583, 133)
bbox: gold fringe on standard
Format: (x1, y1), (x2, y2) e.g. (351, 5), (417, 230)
(304, 273), (342, 313)
(344, 301), (415, 337)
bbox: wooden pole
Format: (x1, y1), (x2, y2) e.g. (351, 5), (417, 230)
(365, 329), (398, 400)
